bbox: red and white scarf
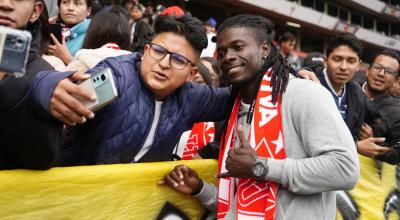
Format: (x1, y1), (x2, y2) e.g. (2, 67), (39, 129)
(182, 122), (215, 160)
(217, 70), (286, 220)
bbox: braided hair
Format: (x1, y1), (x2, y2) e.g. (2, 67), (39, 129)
(217, 14), (290, 124)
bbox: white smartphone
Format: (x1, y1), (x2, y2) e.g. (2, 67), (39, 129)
(0, 26), (31, 77)
(74, 67), (118, 111)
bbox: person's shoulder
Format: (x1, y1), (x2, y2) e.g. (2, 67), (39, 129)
(76, 48), (132, 61)
(282, 77), (339, 118)
(178, 82), (230, 101)
(390, 96), (400, 109)
(285, 76), (330, 98)
(283, 77), (337, 109)
(100, 52), (141, 66)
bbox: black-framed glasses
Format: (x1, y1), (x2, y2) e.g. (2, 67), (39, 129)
(370, 63), (398, 77)
(147, 43), (194, 70)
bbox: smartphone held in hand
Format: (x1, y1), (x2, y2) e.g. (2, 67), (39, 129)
(75, 68), (118, 111)
(48, 23), (63, 43)
(0, 26), (31, 78)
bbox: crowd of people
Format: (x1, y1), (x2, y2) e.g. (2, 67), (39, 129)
(0, 0), (399, 219)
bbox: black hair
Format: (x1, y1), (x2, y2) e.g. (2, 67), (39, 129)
(217, 14), (289, 106)
(131, 21), (153, 54)
(37, 0), (51, 55)
(82, 7), (131, 50)
(200, 57), (226, 87)
(57, 0), (92, 8)
(279, 32), (296, 43)
(89, 0), (103, 17)
(24, 0), (50, 55)
(372, 49), (400, 68)
(153, 15), (208, 55)
(326, 32), (363, 59)
(218, 14), (275, 44)
(196, 62), (213, 86)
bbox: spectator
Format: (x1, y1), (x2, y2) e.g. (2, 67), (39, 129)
(357, 49), (400, 164)
(154, 4), (165, 19)
(200, 57), (220, 87)
(129, 4), (153, 54)
(32, 14), (231, 165)
(278, 32), (301, 69)
(192, 62), (214, 85)
(38, 0), (66, 71)
(200, 18), (217, 58)
(48, 0), (92, 64)
(314, 33), (367, 141)
(65, 7), (132, 74)
(142, 1), (154, 25)
(0, 0), (63, 169)
(390, 76), (400, 97)
(120, 0), (141, 12)
(301, 52), (324, 73)
(161, 14), (359, 220)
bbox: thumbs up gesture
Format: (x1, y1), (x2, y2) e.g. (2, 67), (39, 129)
(218, 125), (259, 178)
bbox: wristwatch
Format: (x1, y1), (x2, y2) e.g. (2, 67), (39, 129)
(251, 157), (268, 182)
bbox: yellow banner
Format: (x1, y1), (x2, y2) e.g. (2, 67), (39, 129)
(337, 155), (399, 220)
(0, 159), (218, 220)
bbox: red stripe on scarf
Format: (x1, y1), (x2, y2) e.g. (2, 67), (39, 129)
(182, 122), (215, 160)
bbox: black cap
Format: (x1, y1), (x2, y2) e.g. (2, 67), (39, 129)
(302, 52), (324, 70)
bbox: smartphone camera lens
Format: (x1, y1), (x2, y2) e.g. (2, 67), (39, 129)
(101, 74), (106, 81)
(16, 38), (23, 45)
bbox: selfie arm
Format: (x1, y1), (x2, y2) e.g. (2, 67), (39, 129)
(189, 84), (231, 123)
(32, 70), (75, 117)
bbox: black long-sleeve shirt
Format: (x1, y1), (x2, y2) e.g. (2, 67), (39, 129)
(0, 35), (63, 170)
(369, 94), (400, 164)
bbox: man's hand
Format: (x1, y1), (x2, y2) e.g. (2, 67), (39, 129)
(357, 137), (390, 158)
(159, 164), (202, 195)
(48, 34), (73, 64)
(50, 72), (96, 126)
(297, 69), (320, 84)
(358, 123), (373, 141)
(218, 125), (258, 179)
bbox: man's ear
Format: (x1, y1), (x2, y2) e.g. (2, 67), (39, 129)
(260, 41), (270, 58)
(323, 56), (328, 68)
(356, 60), (361, 72)
(29, 1), (43, 23)
(187, 66), (199, 82)
(143, 44), (150, 53)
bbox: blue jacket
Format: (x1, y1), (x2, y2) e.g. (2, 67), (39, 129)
(33, 53), (230, 165)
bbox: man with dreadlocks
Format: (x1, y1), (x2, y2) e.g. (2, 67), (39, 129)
(160, 14), (359, 219)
